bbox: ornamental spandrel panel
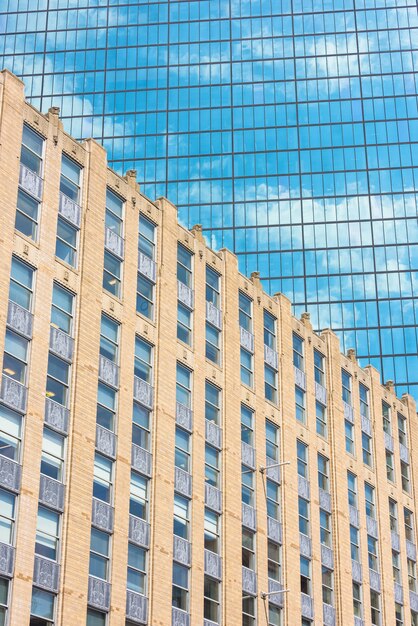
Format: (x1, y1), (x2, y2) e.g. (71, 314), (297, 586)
(206, 301), (222, 330)
(99, 355), (119, 389)
(88, 576), (111, 611)
(177, 281), (194, 309)
(205, 420), (222, 449)
(133, 376), (153, 410)
(176, 402), (193, 432)
(7, 301), (33, 339)
(294, 366), (306, 390)
(267, 517), (282, 544)
(1, 376), (27, 414)
(19, 163), (43, 200)
(384, 431), (394, 453)
(366, 516), (378, 539)
(204, 550), (222, 580)
(241, 441), (255, 469)
(349, 505), (360, 529)
(44, 398), (69, 434)
(105, 227), (124, 259)
(96, 425), (117, 460)
(319, 489), (331, 513)
(343, 401), (354, 423)
(138, 251), (157, 283)
(205, 483), (222, 513)
(49, 327), (74, 362)
(172, 607), (190, 626)
(300, 533), (312, 559)
(354, 617), (364, 626)
(315, 382), (327, 405)
(173, 536), (191, 566)
(242, 567), (257, 595)
(33, 556), (60, 593)
(0, 456), (21, 493)
(264, 344), (278, 370)
(394, 582), (403, 605)
(129, 516), (150, 549)
(352, 560), (362, 583)
(39, 475), (64, 512)
(301, 594), (314, 620)
(298, 475), (310, 500)
(265, 457), (280, 483)
(204, 620), (219, 626)
(323, 603), (335, 626)
(132, 445), (152, 477)
(268, 579), (284, 607)
(242, 503), (256, 530)
(369, 570), (381, 592)
(92, 499), (114, 533)
(400, 443), (409, 463)
(0, 542), (15, 577)
(391, 531), (400, 552)
(126, 590), (148, 624)
(321, 545), (334, 569)
(361, 415), (372, 436)
(410, 591), (418, 612)
(59, 192), (81, 228)
(406, 540), (417, 561)
(174, 467), (192, 497)
(240, 326), (254, 353)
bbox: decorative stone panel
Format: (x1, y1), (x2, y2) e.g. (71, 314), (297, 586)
(352, 560), (362, 583)
(242, 566), (257, 595)
(173, 536), (191, 566)
(384, 431), (394, 453)
(96, 425), (116, 459)
(176, 402), (193, 432)
(0, 542), (15, 577)
(298, 475), (310, 500)
(33, 556), (60, 592)
(242, 503), (256, 530)
(394, 582), (403, 604)
(321, 545), (334, 569)
(174, 467), (192, 497)
(349, 505), (360, 529)
(44, 398), (69, 434)
(294, 366), (306, 390)
(319, 488), (331, 513)
(265, 457), (280, 483)
(407, 540), (417, 561)
(1, 375), (27, 413)
(410, 591), (418, 612)
(323, 603), (335, 626)
(133, 376), (153, 409)
(126, 590), (148, 624)
(241, 441), (255, 469)
(205, 420), (222, 449)
(391, 531), (400, 552)
(204, 620), (218, 626)
(131, 444), (152, 477)
(400, 443), (409, 464)
(138, 251), (157, 283)
(0, 456), (21, 493)
(50, 326), (74, 362)
(98, 355), (119, 389)
(19, 162), (43, 200)
(39, 475), (64, 512)
(205, 483), (222, 513)
(177, 281), (194, 309)
(172, 607), (190, 626)
(206, 301), (222, 330)
(366, 516), (378, 539)
(301, 593), (314, 620)
(268, 579), (284, 607)
(267, 517), (282, 544)
(343, 401), (354, 423)
(354, 617), (364, 626)
(369, 570), (381, 592)
(105, 227), (124, 259)
(240, 326), (254, 353)
(315, 382), (327, 405)
(264, 344), (278, 370)
(88, 576), (111, 611)
(204, 550), (222, 580)
(92, 499), (114, 533)
(361, 415), (372, 436)
(129, 516), (150, 549)
(7, 300), (33, 339)
(300, 533), (312, 559)
(59, 191), (81, 228)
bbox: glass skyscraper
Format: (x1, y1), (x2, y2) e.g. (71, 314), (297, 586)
(1, 0), (417, 398)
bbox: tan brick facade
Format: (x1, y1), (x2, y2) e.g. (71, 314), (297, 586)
(0, 69), (417, 626)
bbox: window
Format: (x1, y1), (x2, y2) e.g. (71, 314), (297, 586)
(266, 420), (279, 465)
(386, 450), (395, 482)
(206, 322), (220, 365)
(173, 494), (189, 540)
(41, 427), (65, 481)
(242, 464), (255, 507)
(267, 480), (280, 520)
(178, 303), (192, 345)
(268, 604), (282, 626)
(314, 350), (325, 386)
(365, 483), (375, 519)
(322, 566), (333, 605)
(242, 594), (256, 626)
(21, 124), (43, 175)
(127, 543), (146, 594)
(393, 550), (401, 584)
(93, 453), (113, 503)
(205, 382), (220, 425)
(46, 354), (70, 406)
(359, 383), (369, 417)
(297, 440), (308, 479)
(345, 420), (354, 455)
(382, 402), (391, 435)
(408, 558), (417, 592)
(317, 454), (329, 493)
(239, 292), (252, 332)
(0, 405), (22, 461)
(205, 444), (220, 489)
(3, 329), (29, 385)
(264, 310), (276, 349)
(18, 127), (43, 239)
(130, 471), (148, 520)
(105, 189), (123, 237)
(342, 370), (352, 405)
(9, 256), (34, 311)
(204, 508), (220, 554)
(295, 386), (305, 424)
(367, 535), (378, 572)
(132, 402), (151, 451)
(320, 509), (332, 548)
(51, 283), (74, 335)
(347, 472), (357, 508)
(350, 525), (360, 561)
(139, 214), (156, 261)
(398, 414), (407, 447)
(265, 364), (278, 403)
(89, 528), (110, 580)
(362, 432), (372, 467)
(134, 337), (152, 383)
(177, 244), (193, 287)
(176, 363), (192, 408)
(395, 603), (404, 626)
(370, 590), (380, 625)
(293, 333), (304, 370)
(136, 274), (154, 319)
(175, 427), (191, 473)
(96, 382), (116, 431)
(35, 506), (60, 560)
(404, 508), (414, 543)
(16, 189), (39, 240)
(103, 250), (121, 297)
(242, 528), (255, 570)
(300, 556), (311, 594)
(100, 315), (119, 364)
(389, 499), (398, 532)
(172, 562), (188, 611)
(353, 582), (362, 618)
(413, 611), (418, 626)
(268, 540), (281, 581)
(206, 266), (220, 308)
(56, 216), (77, 267)
(204, 576), (220, 622)
(401, 461), (410, 493)
(0, 489), (15, 545)
(86, 609), (106, 626)
(0, 578), (9, 626)
(241, 405), (254, 447)
(240, 348), (253, 387)
(60, 154), (81, 203)
(30, 588), (54, 625)
(316, 401), (327, 437)
(299, 497), (310, 536)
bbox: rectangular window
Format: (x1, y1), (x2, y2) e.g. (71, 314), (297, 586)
(401, 461), (410, 493)
(365, 483), (375, 519)
(347, 472), (357, 508)
(408, 558), (417, 592)
(314, 350), (325, 386)
(382, 402), (391, 435)
(386, 450), (395, 482)
(359, 383), (369, 417)
(393, 550), (401, 584)
(269, 605), (281, 626)
(206, 322), (220, 365)
(3, 329), (29, 385)
(205, 444), (220, 489)
(370, 590), (380, 625)
(299, 497), (310, 536)
(206, 266), (220, 308)
(103, 250), (121, 297)
(204, 508), (220, 554)
(395, 603), (404, 626)
(132, 402), (151, 451)
(56, 215), (77, 267)
(177, 244), (193, 287)
(300, 556), (311, 594)
(297, 440), (308, 479)
(398, 414), (407, 447)
(60, 154), (81, 203)
(134, 337), (153, 383)
(368, 535), (379, 572)
(413, 611), (418, 626)
(342, 370), (352, 405)
(0, 405), (22, 462)
(96, 382), (116, 431)
(243, 594), (256, 626)
(51, 283), (74, 335)
(172, 562), (189, 611)
(176, 363), (192, 408)
(345, 420), (355, 455)
(127, 543), (146, 594)
(362, 432), (372, 467)
(105, 189), (124, 237)
(205, 382), (220, 425)
(320, 509), (332, 548)
(173, 494), (190, 540)
(241, 405), (254, 447)
(316, 401), (327, 438)
(265, 364), (278, 403)
(93, 453), (113, 503)
(242, 464), (255, 507)
(175, 427), (191, 473)
(295, 386), (305, 424)
(89, 527), (110, 580)
(239, 292), (252, 333)
(139, 214), (156, 260)
(177, 303), (192, 346)
(264, 310), (276, 350)
(240, 348), (253, 387)
(0, 488), (15, 545)
(137, 274), (154, 319)
(353, 582), (362, 618)
(204, 575), (220, 623)
(40, 427), (65, 481)
(100, 315), (119, 364)
(16, 189), (40, 240)
(21, 124), (43, 176)
(0, 577), (9, 626)
(317, 454), (329, 493)
(242, 527), (255, 570)
(9, 256), (34, 311)
(322, 566), (333, 605)
(267, 479), (280, 520)
(266, 420), (279, 464)
(35, 506), (60, 561)
(389, 499), (398, 532)
(130, 471), (148, 520)
(293, 333), (304, 371)
(350, 525), (360, 561)
(404, 508), (414, 543)
(46, 353), (70, 407)
(268, 540), (281, 581)
(31, 588), (55, 624)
